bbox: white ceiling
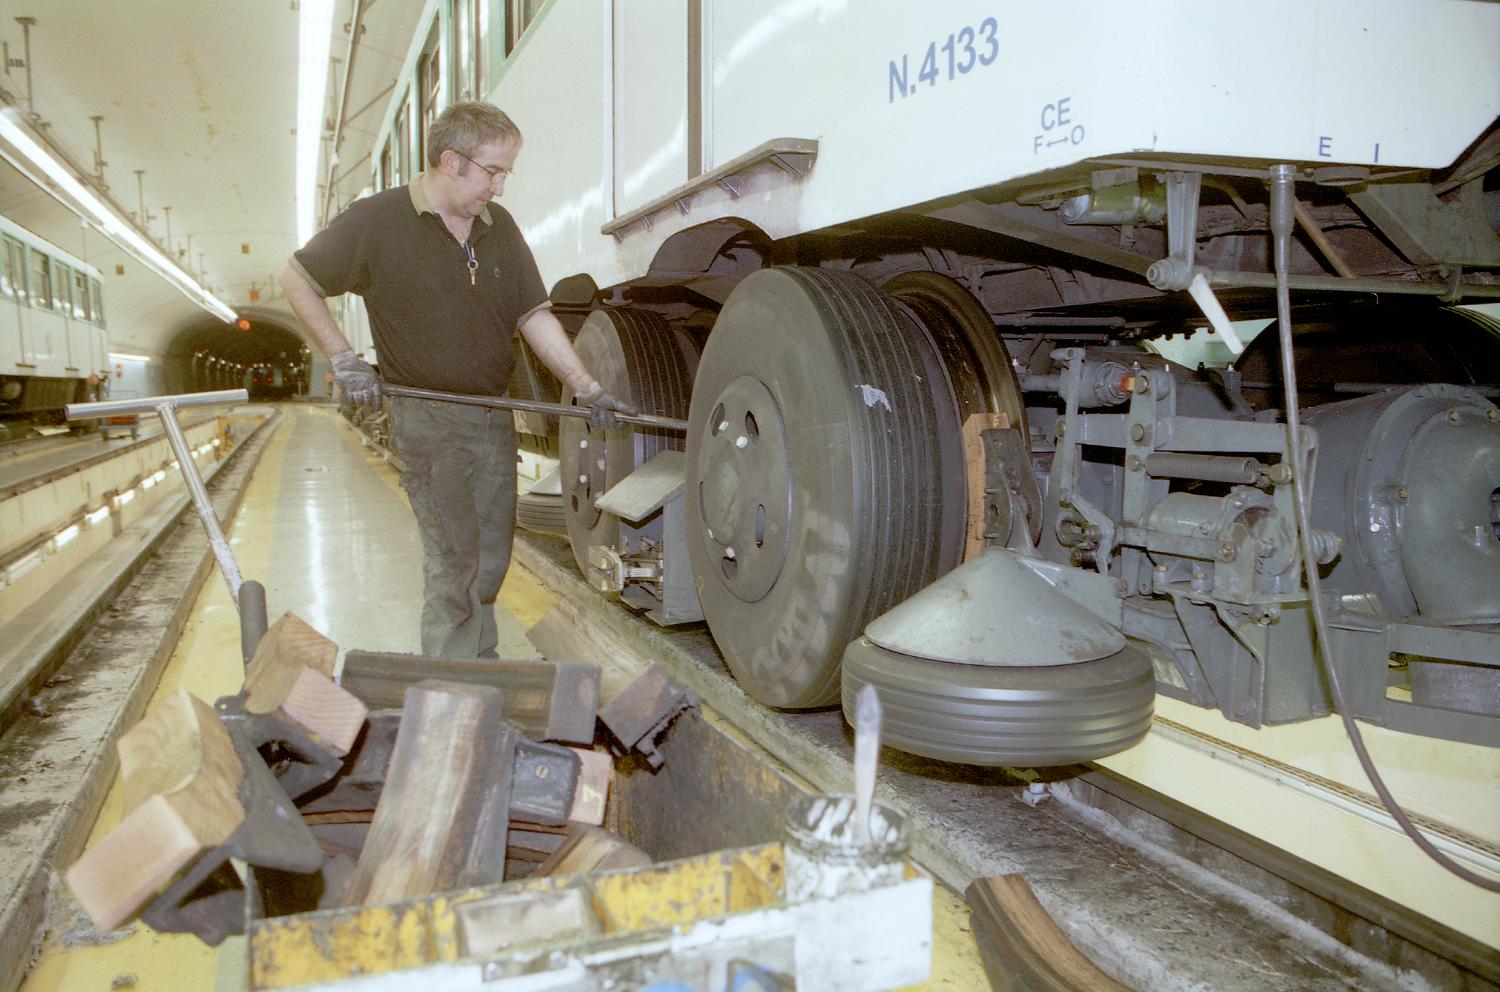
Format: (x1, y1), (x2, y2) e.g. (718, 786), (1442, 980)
(0, 0), (427, 357)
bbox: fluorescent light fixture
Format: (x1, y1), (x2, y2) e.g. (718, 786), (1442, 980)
(0, 109), (238, 324)
(108, 351), (152, 363)
(85, 505), (111, 527)
(297, 0), (334, 246)
(151, 469), (167, 484)
(113, 489), (135, 507)
(4, 548), (43, 583)
(140, 475), (156, 490)
(50, 523), (80, 550)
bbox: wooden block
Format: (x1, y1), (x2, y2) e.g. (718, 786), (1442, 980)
(962, 412), (1010, 561)
(567, 747), (613, 826)
(279, 667), (369, 756)
(116, 690), (244, 841)
(65, 691), (245, 931)
(965, 873), (1133, 992)
(244, 612), (338, 711)
(64, 795), (205, 931)
(342, 680), (517, 907)
(533, 824), (649, 878)
(339, 650), (599, 743)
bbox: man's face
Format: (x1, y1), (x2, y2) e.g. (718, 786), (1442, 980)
(448, 136), (520, 217)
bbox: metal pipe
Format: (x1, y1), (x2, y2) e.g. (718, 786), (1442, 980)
(1203, 268), (1500, 299)
(65, 388), (248, 420)
(65, 389), (250, 603)
(156, 399), (244, 600)
(1145, 452), (1264, 485)
(15, 17), (35, 118)
(1293, 201), (1356, 278)
(322, 0), (366, 229)
(383, 383), (690, 432)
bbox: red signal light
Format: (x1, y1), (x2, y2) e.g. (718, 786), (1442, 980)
(236, 318), (251, 331)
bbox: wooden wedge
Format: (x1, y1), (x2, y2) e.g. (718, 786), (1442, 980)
(342, 680), (517, 906)
(65, 691), (245, 931)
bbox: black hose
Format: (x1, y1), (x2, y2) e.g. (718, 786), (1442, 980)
(1269, 163), (1500, 892)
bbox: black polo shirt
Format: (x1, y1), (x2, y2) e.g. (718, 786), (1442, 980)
(290, 175), (547, 396)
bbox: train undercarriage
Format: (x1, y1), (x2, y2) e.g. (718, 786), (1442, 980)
(508, 147), (1500, 770)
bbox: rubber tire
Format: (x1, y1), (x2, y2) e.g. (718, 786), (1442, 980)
(686, 267), (966, 708)
(842, 636), (1155, 767)
(516, 491), (567, 535)
(560, 308), (696, 575)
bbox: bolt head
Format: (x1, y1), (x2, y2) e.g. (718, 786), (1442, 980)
(735, 435), (748, 449)
(1129, 423), (1146, 442)
(578, 474), (589, 485)
(1218, 542), (1237, 562)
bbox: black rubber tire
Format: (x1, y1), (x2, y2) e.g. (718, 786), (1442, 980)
(516, 491), (566, 535)
(560, 308), (696, 574)
(686, 267), (966, 708)
(841, 637), (1155, 767)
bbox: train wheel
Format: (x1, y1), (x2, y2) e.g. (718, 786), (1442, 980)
(685, 267), (967, 708)
(841, 637), (1155, 766)
(560, 308), (697, 575)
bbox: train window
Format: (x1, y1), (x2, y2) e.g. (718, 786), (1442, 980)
(418, 22), (442, 163)
(54, 261), (73, 313)
(30, 251), (52, 310)
(379, 140), (392, 191)
(396, 92), (412, 184)
(73, 269), (92, 321)
(506, 0), (545, 52)
(453, 0), (477, 101)
(91, 277), (105, 326)
(1, 237), (23, 300)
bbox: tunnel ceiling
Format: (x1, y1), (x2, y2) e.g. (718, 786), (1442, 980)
(0, 3), (428, 360)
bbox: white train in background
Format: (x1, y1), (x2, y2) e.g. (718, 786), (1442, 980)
(0, 213), (109, 422)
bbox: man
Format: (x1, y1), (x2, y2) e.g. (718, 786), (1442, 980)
(280, 102), (635, 659)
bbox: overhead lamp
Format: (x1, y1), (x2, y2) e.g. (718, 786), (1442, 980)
(0, 109), (238, 324)
(297, 0), (334, 247)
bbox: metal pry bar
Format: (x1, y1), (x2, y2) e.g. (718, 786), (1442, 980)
(66, 388), (250, 605)
(382, 383), (689, 432)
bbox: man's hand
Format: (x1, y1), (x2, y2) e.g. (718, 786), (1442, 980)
(330, 350), (382, 409)
(574, 381), (640, 429)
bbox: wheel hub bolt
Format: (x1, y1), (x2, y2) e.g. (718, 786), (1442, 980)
(579, 439), (589, 449)
(725, 547), (736, 559)
(718, 420), (730, 433)
(735, 435), (748, 449)
(578, 474), (589, 485)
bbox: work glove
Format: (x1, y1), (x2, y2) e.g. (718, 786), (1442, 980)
(575, 381), (640, 429)
(330, 350), (382, 409)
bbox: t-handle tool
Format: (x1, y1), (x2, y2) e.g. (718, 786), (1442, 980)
(382, 382), (690, 432)
(66, 389), (268, 661)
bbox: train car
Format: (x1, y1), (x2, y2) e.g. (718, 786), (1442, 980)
(0, 213), (109, 424)
(342, 0), (1500, 947)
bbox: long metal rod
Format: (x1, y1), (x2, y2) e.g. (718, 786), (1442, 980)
(154, 400), (244, 601)
(65, 388), (247, 420)
(1204, 268), (1500, 299)
(66, 389), (250, 603)
(322, 0), (366, 229)
(383, 383), (690, 432)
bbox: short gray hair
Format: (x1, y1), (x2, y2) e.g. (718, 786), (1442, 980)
(426, 102), (521, 168)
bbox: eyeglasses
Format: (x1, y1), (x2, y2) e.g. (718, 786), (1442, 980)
(455, 151), (514, 184)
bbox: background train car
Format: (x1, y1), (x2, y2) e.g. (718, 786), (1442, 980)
(0, 213), (108, 427)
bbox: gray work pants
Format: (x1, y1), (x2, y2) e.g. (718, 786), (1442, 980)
(390, 395), (517, 659)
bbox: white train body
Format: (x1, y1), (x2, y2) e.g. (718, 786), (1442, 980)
(487, 0), (1500, 292)
(0, 214), (109, 416)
